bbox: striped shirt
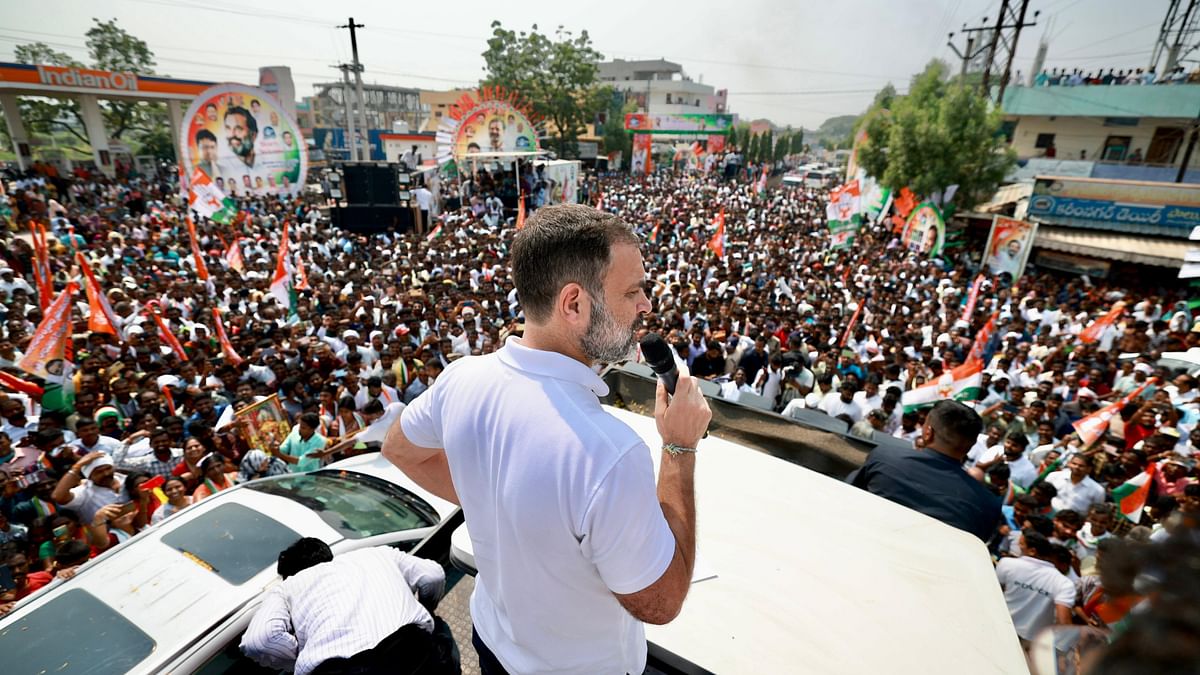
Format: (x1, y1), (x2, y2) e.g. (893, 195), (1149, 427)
(240, 547), (444, 675)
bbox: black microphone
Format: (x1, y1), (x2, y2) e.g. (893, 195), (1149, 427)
(639, 333), (679, 395)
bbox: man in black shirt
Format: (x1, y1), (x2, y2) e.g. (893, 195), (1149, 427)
(848, 400), (1001, 542)
(691, 342), (728, 379)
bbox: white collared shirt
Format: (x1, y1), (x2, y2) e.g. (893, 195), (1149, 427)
(240, 547), (444, 675)
(401, 337), (674, 675)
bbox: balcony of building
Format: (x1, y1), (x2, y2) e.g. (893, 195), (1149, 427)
(1002, 83), (1200, 119)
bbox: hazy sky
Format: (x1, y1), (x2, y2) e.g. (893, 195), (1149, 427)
(0, 0), (1169, 129)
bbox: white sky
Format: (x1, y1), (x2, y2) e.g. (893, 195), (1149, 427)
(0, 0), (1172, 129)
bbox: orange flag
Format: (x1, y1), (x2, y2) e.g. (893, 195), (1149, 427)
(294, 254), (311, 291)
(707, 208), (726, 258)
(186, 215), (209, 281)
(18, 282), (76, 381)
(894, 187), (917, 218)
(222, 235), (245, 273)
(840, 299), (865, 347)
(516, 195), (526, 230)
(29, 221), (52, 311)
(76, 253), (123, 338)
(1079, 301), (1126, 344)
(211, 307), (244, 365)
(1073, 380), (1149, 447)
(144, 300), (188, 361)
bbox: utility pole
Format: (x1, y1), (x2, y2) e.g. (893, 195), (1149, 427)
(979, 0), (1039, 104)
(336, 65), (357, 164)
(338, 17), (370, 161)
(948, 22), (991, 80)
(1151, 0), (1200, 75)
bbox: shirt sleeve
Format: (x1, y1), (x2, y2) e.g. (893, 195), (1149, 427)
(579, 443), (676, 595)
(399, 376), (443, 448)
(995, 558), (1011, 587)
(1054, 578), (1076, 607)
(391, 550), (446, 610)
(240, 586), (299, 671)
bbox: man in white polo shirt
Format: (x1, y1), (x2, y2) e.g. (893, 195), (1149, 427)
(383, 204), (711, 674)
(995, 531), (1075, 644)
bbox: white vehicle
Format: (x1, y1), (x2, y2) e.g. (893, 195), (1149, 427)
(450, 406), (1029, 675)
(0, 454), (458, 675)
(1158, 347), (1200, 376)
(803, 167), (840, 189)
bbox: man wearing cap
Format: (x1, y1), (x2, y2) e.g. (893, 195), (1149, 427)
(50, 451), (128, 524)
(0, 266), (34, 302)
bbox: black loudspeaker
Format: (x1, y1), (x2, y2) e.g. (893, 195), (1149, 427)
(340, 163), (400, 205)
(331, 205), (414, 234)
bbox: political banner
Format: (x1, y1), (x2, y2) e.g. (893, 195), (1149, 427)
(984, 215), (1037, 280)
(632, 133), (653, 176)
(434, 87), (540, 164)
(180, 84), (307, 198)
(18, 283), (76, 381)
(825, 181), (862, 250)
(624, 113), (734, 134)
(543, 160), (580, 204)
(902, 202), (945, 257)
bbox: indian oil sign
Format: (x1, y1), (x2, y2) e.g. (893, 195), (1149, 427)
(37, 64), (138, 92)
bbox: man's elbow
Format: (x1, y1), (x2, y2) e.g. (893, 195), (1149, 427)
(637, 600), (685, 626)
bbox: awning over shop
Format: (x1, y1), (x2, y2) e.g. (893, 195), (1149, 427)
(1034, 226), (1188, 268)
(976, 183), (1032, 217)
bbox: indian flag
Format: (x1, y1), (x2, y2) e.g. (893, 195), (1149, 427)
(902, 358), (984, 413)
(426, 221), (444, 241)
(269, 221), (299, 320)
(1112, 463), (1157, 523)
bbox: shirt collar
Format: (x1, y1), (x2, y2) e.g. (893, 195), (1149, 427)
(498, 336), (609, 398)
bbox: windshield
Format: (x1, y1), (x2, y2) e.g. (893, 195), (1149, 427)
(0, 588), (155, 674)
(246, 470), (438, 539)
(160, 502), (304, 585)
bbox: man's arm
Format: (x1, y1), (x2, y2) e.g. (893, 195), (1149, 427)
(240, 587), (299, 671)
(615, 372), (710, 626)
(393, 551), (447, 613)
(381, 416), (459, 505)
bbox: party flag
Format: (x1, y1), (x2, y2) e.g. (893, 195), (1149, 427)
(707, 208), (726, 258)
(967, 312), (998, 364)
(185, 215), (209, 281)
(1072, 380), (1149, 447)
(1112, 462), (1156, 523)
(269, 221), (299, 320)
(426, 221), (444, 241)
(225, 236), (245, 273)
(76, 253), (123, 339)
(0, 370), (45, 398)
(902, 358), (984, 413)
(1079, 302), (1126, 345)
(840, 299), (865, 348)
(649, 221), (661, 245)
(961, 274), (985, 323)
(212, 307), (244, 365)
(18, 283), (76, 382)
(144, 300), (188, 361)
(516, 195), (526, 230)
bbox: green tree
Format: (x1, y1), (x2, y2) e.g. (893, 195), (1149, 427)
(858, 60), (1015, 210)
(747, 133), (759, 163)
(789, 130), (805, 155)
(761, 129), (773, 165)
(726, 124), (739, 152)
(601, 98), (635, 165)
(13, 43), (88, 149)
(481, 22), (607, 158)
(773, 133), (789, 162)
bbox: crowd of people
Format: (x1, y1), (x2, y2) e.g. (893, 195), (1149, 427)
(1028, 65), (1200, 86)
(0, 154), (1197, 661)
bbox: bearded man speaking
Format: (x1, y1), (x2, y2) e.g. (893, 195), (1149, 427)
(383, 204), (711, 674)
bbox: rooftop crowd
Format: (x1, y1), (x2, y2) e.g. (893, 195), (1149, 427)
(0, 155), (1197, 661)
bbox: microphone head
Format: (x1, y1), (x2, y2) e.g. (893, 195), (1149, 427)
(639, 333), (675, 374)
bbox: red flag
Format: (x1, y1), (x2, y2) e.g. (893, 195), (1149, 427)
(186, 215), (209, 281)
(211, 307), (244, 365)
(516, 195), (526, 230)
(144, 300), (188, 361)
(840, 299), (865, 347)
(76, 253), (123, 338)
(0, 370), (44, 398)
(960, 274), (985, 323)
(968, 312), (998, 363)
(29, 221), (52, 312)
(1079, 301), (1126, 344)
(161, 385), (177, 416)
(707, 208), (726, 258)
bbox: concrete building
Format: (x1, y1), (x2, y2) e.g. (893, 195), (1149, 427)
(977, 83), (1200, 282)
(597, 59), (727, 115)
(306, 82), (427, 133)
(418, 88), (472, 132)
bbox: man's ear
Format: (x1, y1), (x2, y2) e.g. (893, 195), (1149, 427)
(557, 282), (590, 329)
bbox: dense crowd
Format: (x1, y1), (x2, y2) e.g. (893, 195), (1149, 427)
(1030, 65), (1200, 86)
(0, 157), (1197, 656)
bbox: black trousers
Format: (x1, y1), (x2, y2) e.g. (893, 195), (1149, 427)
(311, 617), (460, 675)
(471, 625), (510, 675)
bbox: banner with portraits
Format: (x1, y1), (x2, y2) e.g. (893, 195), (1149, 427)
(434, 87), (541, 165)
(983, 215), (1038, 280)
(902, 202), (945, 257)
(180, 84), (307, 200)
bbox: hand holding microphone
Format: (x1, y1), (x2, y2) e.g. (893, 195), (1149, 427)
(640, 334), (712, 449)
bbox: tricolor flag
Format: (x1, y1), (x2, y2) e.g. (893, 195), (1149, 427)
(144, 300), (189, 361)
(211, 307), (244, 365)
(270, 221), (299, 320)
(76, 253), (123, 339)
(1112, 462), (1157, 523)
(187, 167), (235, 224)
(967, 312), (998, 364)
(294, 253), (311, 291)
(516, 195), (526, 230)
(707, 208), (726, 258)
(756, 167), (768, 194)
(426, 221), (444, 241)
(902, 358), (984, 413)
(839, 299), (865, 348)
(1079, 301), (1126, 344)
(649, 221), (661, 245)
